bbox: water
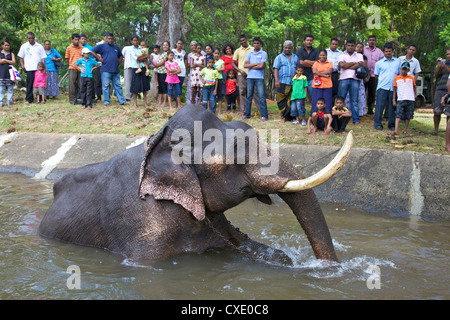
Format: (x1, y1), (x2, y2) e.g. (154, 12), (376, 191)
(0, 172), (448, 300)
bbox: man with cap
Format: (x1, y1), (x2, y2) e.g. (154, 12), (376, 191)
(392, 61), (416, 135)
(75, 47), (99, 109)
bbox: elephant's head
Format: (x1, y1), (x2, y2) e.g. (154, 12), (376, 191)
(138, 105), (353, 262)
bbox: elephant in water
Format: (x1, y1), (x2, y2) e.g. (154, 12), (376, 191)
(38, 104), (353, 266)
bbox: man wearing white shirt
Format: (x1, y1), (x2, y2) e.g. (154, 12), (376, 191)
(17, 32), (46, 103)
(122, 36), (139, 101)
(326, 38), (343, 104)
(398, 44), (421, 81)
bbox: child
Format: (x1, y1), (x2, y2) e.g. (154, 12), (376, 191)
(190, 43), (206, 104)
(213, 48), (225, 114)
(225, 69), (238, 113)
(33, 62), (47, 104)
(307, 98), (332, 134)
(331, 96), (352, 133)
(393, 61), (416, 136)
(200, 58), (219, 113)
(75, 47), (99, 109)
(136, 41), (150, 76)
(290, 65), (309, 125)
(150, 45), (160, 87)
(164, 51), (181, 111)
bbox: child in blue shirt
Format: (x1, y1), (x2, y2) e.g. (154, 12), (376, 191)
(76, 48), (99, 109)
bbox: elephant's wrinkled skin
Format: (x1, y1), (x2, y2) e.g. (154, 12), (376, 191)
(38, 105), (339, 265)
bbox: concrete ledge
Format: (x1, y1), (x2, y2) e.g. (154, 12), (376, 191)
(1, 132), (448, 219)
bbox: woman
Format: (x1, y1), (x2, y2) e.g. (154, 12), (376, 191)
(172, 39), (187, 106)
(220, 43), (237, 108)
(0, 40), (16, 107)
(43, 40), (62, 99)
(344, 42), (368, 117)
(153, 41), (170, 107)
(189, 43), (206, 105)
(130, 36), (150, 109)
(311, 50), (334, 113)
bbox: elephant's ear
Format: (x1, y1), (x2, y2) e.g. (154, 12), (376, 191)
(138, 126), (205, 221)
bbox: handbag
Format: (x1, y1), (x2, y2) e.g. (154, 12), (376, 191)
(9, 66), (21, 82)
(51, 49), (63, 69)
(356, 63), (369, 79)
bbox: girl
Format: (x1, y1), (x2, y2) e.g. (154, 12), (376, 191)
(33, 62), (47, 104)
(189, 43), (205, 104)
(0, 40), (16, 107)
(213, 48), (225, 114)
(164, 51), (181, 111)
(200, 58), (219, 113)
(225, 69), (238, 113)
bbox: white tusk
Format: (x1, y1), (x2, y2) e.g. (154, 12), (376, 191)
(278, 130), (354, 192)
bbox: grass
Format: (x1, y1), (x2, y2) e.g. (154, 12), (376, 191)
(1, 91), (449, 155)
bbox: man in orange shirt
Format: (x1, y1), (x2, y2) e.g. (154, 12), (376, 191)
(65, 33), (83, 104)
(393, 62), (416, 136)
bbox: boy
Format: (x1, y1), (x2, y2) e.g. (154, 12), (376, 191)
(75, 47), (99, 109)
(290, 64), (309, 125)
(331, 96), (352, 133)
(200, 58), (220, 113)
(307, 98), (333, 134)
(393, 61), (416, 135)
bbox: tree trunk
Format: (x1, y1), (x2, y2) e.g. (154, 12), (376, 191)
(149, 0), (190, 101)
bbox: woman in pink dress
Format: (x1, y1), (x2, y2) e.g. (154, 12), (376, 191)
(189, 43), (205, 104)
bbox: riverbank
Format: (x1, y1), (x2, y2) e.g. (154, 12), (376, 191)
(1, 131), (448, 220)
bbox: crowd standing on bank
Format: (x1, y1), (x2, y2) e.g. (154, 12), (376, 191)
(1, 31), (450, 151)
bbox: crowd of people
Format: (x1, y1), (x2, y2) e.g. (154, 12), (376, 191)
(0, 31), (449, 151)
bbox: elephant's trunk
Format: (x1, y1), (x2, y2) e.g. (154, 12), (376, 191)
(277, 190), (338, 262)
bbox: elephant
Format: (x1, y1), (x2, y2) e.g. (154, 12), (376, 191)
(38, 104), (353, 266)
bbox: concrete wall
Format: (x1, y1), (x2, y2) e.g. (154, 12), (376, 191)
(1, 132), (449, 219)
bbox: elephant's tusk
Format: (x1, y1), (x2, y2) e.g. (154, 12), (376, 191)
(278, 130), (354, 192)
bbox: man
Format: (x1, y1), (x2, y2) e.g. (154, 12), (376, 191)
(232, 34), (259, 115)
(65, 33), (83, 105)
(338, 39), (364, 125)
(17, 32), (46, 103)
(273, 40), (299, 122)
(373, 42), (401, 131)
(364, 35), (384, 114)
(242, 37), (269, 121)
(80, 34), (101, 102)
(432, 48), (450, 135)
(90, 32), (127, 106)
(399, 44), (422, 81)
(121, 39), (136, 102)
(295, 34), (319, 98)
(326, 38), (343, 104)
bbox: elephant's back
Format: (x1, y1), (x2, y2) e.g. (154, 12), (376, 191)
(38, 144), (145, 247)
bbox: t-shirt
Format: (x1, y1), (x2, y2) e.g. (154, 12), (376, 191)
(332, 106), (349, 113)
(226, 78), (238, 95)
(172, 49), (186, 77)
(245, 49), (267, 79)
(165, 61), (180, 84)
(436, 60), (450, 91)
(233, 45), (253, 76)
(122, 45), (142, 69)
(213, 59), (225, 79)
(316, 108), (330, 120)
(75, 57), (99, 78)
(91, 43), (123, 73)
(393, 74), (416, 101)
(65, 44), (84, 70)
(291, 74), (308, 100)
(311, 60), (333, 88)
(17, 42), (46, 71)
(398, 55), (421, 77)
(33, 70), (47, 88)
(295, 47), (319, 81)
(200, 67), (220, 86)
(338, 51), (364, 80)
